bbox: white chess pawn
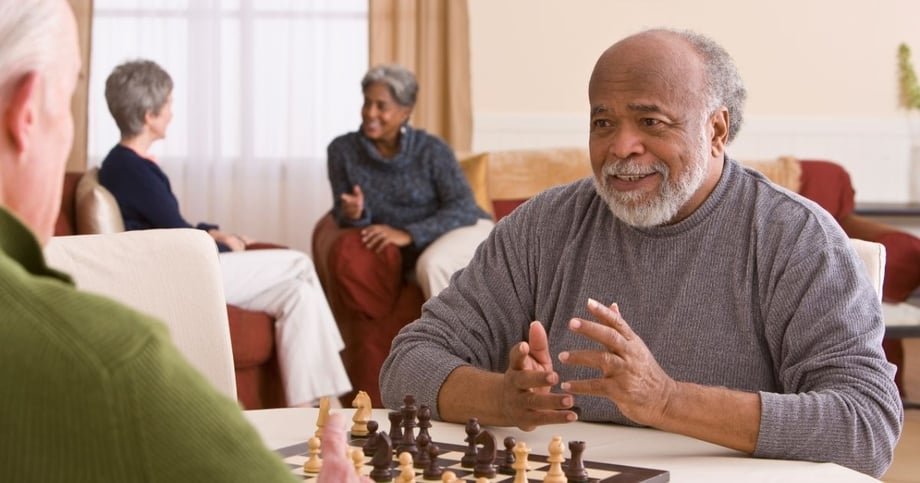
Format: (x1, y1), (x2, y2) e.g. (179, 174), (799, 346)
(398, 451), (416, 482)
(351, 447), (365, 477)
(315, 397), (330, 438)
(512, 441), (530, 483)
(303, 436), (323, 474)
(543, 436), (567, 483)
(441, 470), (462, 483)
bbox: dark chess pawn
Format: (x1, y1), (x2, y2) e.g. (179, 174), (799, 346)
(416, 404), (432, 444)
(422, 443), (444, 480)
(460, 418), (480, 468)
(414, 432), (431, 469)
(498, 436), (516, 475)
(362, 420), (379, 457)
(387, 410), (403, 446)
(369, 432), (393, 483)
(565, 440), (589, 482)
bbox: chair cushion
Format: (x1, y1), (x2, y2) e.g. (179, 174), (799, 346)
(741, 156), (802, 192)
(75, 167), (125, 234)
(457, 152), (493, 217)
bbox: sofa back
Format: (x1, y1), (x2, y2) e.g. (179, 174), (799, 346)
(459, 148), (592, 221)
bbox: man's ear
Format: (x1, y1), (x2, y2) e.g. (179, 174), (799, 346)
(3, 72), (40, 156)
(709, 108), (729, 158)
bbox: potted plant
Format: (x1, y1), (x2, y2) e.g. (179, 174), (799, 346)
(899, 43), (920, 200)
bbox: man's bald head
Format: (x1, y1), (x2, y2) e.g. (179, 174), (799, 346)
(591, 29), (746, 143)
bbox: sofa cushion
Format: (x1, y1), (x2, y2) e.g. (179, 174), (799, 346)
(457, 152), (493, 217)
(75, 167), (125, 235)
(798, 160), (855, 222)
(741, 156), (802, 193)
(485, 147), (592, 201)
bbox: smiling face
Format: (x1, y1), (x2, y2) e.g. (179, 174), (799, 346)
(361, 81), (412, 153)
(588, 31), (728, 227)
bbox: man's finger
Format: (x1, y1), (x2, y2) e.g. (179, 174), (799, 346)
(527, 321), (553, 367)
(508, 341), (530, 370)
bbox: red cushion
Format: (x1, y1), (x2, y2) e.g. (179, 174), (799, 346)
(878, 231), (920, 302)
(798, 160), (855, 222)
(492, 199), (528, 222)
(226, 304), (275, 368)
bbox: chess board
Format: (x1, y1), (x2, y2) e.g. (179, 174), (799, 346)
(276, 439), (669, 482)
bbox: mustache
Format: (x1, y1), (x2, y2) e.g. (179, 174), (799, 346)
(601, 158), (669, 178)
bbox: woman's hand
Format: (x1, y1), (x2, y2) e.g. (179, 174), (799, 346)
(360, 224), (411, 253)
(341, 185), (364, 220)
(209, 230), (247, 252)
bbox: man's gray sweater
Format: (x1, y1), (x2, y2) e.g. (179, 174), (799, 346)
(380, 158), (903, 477)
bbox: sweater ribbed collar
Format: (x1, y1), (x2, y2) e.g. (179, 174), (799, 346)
(357, 123), (417, 168)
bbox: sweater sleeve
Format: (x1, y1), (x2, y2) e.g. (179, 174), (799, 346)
(381, 197), (539, 417)
(327, 137), (371, 228)
(115, 324), (297, 482)
(402, 141), (486, 249)
(754, 223), (902, 477)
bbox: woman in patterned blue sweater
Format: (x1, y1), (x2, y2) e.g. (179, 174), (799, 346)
(327, 65), (493, 299)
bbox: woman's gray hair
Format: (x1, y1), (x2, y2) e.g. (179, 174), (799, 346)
(672, 29), (747, 144)
(105, 59), (173, 138)
(361, 64), (418, 108)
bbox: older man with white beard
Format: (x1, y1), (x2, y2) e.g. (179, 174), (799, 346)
(380, 28), (902, 478)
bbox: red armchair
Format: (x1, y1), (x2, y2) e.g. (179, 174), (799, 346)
(312, 148), (593, 407)
(55, 171), (285, 409)
(796, 160), (920, 395)
(312, 213), (425, 407)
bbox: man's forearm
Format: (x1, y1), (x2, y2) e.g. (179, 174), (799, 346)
(655, 382), (761, 453)
(437, 366), (509, 426)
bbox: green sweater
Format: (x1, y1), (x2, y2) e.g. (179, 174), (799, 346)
(0, 208), (296, 482)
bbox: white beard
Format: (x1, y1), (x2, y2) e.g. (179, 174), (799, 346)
(593, 141), (709, 228)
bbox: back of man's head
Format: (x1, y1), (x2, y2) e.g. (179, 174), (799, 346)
(0, 0), (63, 103)
(0, 0), (79, 245)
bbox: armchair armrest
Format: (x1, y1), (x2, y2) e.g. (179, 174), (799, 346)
(312, 212), (405, 319)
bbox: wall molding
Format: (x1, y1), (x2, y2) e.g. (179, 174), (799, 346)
(473, 113), (914, 202)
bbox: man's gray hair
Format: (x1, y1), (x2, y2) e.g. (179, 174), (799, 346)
(105, 59), (173, 138)
(672, 29), (747, 143)
(0, 0), (65, 103)
(361, 64), (418, 108)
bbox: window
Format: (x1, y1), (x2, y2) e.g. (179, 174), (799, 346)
(89, 0), (368, 252)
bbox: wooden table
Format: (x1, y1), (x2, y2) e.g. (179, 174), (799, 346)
(244, 407), (879, 482)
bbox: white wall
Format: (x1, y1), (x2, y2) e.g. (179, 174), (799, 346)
(468, 0), (920, 202)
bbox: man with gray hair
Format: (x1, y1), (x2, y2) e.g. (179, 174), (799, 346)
(0, 1), (360, 481)
(381, 29), (903, 477)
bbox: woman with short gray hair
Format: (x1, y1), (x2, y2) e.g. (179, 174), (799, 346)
(327, 64), (493, 299)
(104, 59), (173, 139)
(97, 59), (351, 408)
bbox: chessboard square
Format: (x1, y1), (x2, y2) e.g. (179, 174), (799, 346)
(585, 468), (621, 480)
(284, 455), (307, 466)
(525, 469), (548, 480)
(438, 450), (465, 461)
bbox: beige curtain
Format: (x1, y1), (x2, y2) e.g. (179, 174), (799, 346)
(67, 0), (92, 172)
(369, 0), (472, 152)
